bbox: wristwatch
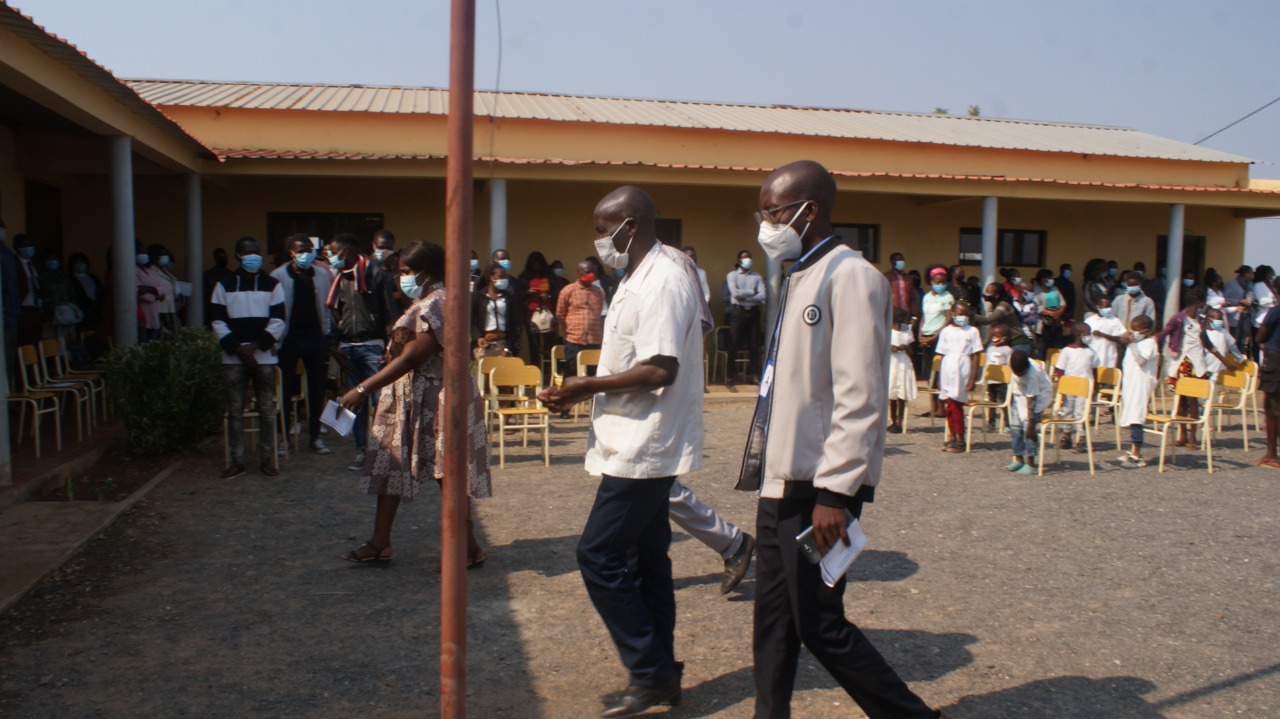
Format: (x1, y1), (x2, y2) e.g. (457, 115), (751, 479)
(355, 385), (367, 395)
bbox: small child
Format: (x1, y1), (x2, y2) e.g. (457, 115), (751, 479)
(1052, 323), (1100, 452)
(935, 303), (983, 452)
(984, 324), (1014, 430)
(1204, 307), (1245, 380)
(1084, 297), (1126, 369)
(1006, 349), (1054, 475)
(1117, 315), (1159, 468)
(888, 306), (917, 433)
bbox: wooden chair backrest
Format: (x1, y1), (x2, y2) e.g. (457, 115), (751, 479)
(577, 349), (602, 368)
(1056, 375), (1092, 399)
(1218, 369), (1248, 390)
(1175, 376), (1213, 400)
(490, 366), (544, 399)
(1096, 367), (1122, 386)
(983, 364), (1011, 384)
(477, 356), (524, 391)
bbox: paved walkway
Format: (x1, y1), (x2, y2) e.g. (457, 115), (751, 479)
(1, 399), (1278, 717)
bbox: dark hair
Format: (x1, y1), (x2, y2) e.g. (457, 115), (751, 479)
(372, 229), (396, 244)
(398, 240), (445, 281)
(1182, 287), (1207, 309)
(330, 233), (362, 254)
(1131, 315), (1154, 331)
(1083, 258), (1106, 282)
(146, 244), (167, 266)
(286, 232), (312, 250)
(1010, 350), (1030, 375)
(1255, 265), (1274, 282)
(68, 252), (89, 269)
(585, 256), (606, 276)
(892, 306), (911, 325)
(999, 267), (1020, 280)
(523, 251), (549, 276)
(1203, 269), (1222, 288)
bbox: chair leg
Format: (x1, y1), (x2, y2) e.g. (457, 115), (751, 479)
(1206, 424), (1214, 474)
(1158, 427), (1169, 473)
(1037, 424), (1047, 476)
(1241, 407), (1249, 451)
(498, 414), (506, 469)
(1084, 423), (1095, 476)
(542, 418), (550, 467)
(31, 407), (40, 458)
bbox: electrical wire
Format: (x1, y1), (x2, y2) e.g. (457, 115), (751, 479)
(1194, 94), (1280, 145)
(486, 0), (503, 179)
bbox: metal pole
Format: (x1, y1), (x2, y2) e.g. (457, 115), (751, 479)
(0, 257), (10, 485)
(981, 196), (998, 286)
(442, 0), (475, 716)
(489, 177), (507, 255)
(1164, 203), (1186, 323)
(110, 136), (137, 348)
(185, 174), (204, 328)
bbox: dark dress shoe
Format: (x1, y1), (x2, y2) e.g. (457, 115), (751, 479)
(601, 676), (681, 718)
(721, 533), (755, 594)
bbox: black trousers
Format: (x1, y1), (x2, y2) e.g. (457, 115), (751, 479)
(277, 330), (329, 443)
(754, 496), (936, 719)
(730, 304), (762, 379)
(577, 474), (678, 688)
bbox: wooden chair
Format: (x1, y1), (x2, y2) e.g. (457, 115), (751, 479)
(964, 364), (1012, 452)
(1044, 348), (1061, 373)
(222, 366), (285, 471)
(550, 344), (567, 388)
(1092, 366), (1123, 450)
(1242, 360), (1261, 432)
(6, 373), (60, 458)
(43, 337), (108, 423)
(476, 356), (525, 431)
(1210, 367), (1252, 450)
(920, 355), (944, 437)
(711, 326), (732, 385)
(17, 344), (89, 442)
(1036, 375), (1095, 476)
(574, 349), (602, 422)
(490, 366), (550, 468)
(1145, 376), (1215, 473)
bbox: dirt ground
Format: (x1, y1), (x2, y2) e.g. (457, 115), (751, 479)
(1, 400), (1278, 718)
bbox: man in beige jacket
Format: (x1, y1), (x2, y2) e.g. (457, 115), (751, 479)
(738, 160), (940, 719)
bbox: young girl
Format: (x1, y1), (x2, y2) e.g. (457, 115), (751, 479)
(1052, 323), (1100, 452)
(935, 303), (983, 452)
(984, 324), (1013, 431)
(1084, 297), (1126, 369)
(888, 306), (917, 434)
(1118, 315), (1159, 468)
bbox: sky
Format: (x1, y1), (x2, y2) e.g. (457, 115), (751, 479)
(10, 0), (1280, 262)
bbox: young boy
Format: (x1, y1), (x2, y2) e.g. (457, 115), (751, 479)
(984, 324), (1014, 431)
(1204, 307), (1245, 380)
(888, 306), (917, 433)
(1085, 297), (1126, 369)
(1117, 315), (1159, 468)
(1006, 349), (1054, 475)
(1052, 323), (1100, 452)
(935, 303), (983, 452)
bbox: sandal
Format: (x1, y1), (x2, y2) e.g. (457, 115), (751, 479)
(468, 551), (487, 569)
(343, 541), (392, 563)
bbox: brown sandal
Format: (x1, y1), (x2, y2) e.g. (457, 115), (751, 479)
(343, 541), (392, 563)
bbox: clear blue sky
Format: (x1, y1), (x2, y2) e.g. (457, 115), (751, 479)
(11, 0), (1280, 261)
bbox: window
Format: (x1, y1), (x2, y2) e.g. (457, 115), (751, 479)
(958, 227), (1046, 267)
(833, 223), (879, 262)
(655, 218), (683, 247)
(265, 212), (386, 259)
(1155, 234), (1206, 281)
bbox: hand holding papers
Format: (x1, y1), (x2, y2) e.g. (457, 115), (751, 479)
(796, 513), (868, 588)
(319, 400), (357, 437)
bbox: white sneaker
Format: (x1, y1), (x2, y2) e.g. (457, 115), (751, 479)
(277, 444), (289, 457)
(290, 422), (301, 436)
(310, 439), (332, 455)
(348, 452), (366, 471)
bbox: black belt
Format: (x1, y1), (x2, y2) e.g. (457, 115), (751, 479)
(780, 482), (876, 504)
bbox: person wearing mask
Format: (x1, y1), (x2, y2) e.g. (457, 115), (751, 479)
(471, 263), (524, 360)
(39, 250), (81, 340)
(203, 247), (234, 328)
(468, 250), (482, 292)
(1251, 265), (1277, 361)
(948, 264), (977, 308)
(1155, 289), (1214, 448)
(554, 260), (605, 393)
(271, 234), (335, 455)
(722, 249), (767, 383)
(370, 229), (405, 322)
(971, 282), (1034, 354)
(884, 251), (920, 326)
(133, 241), (166, 343)
(1105, 260), (1121, 295)
(1001, 266), (1026, 301)
(338, 240), (491, 565)
(1081, 258), (1110, 317)
(734, 161), (941, 719)
(1180, 270), (1199, 294)
(1115, 315), (1160, 469)
(1224, 265), (1256, 356)
(67, 252), (106, 356)
(1056, 263), (1076, 320)
(1112, 271), (1157, 330)
(935, 302), (984, 452)
(370, 229), (396, 265)
(1253, 275), (1280, 469)
(325, 233), (392, 471)
(682, 245), (711, 304)
(1137, 261), (1166, 324)
(918, 266), (954, 416)
(211, 237), (287, 479)
(520, 251), (556, 372)
(13, 233), (44, 347)
(490, 248), (524, 299)
(147, 244), (181, 335)
(1084, 297), (1126, 370)
(1032, 269), (1066, 354)
(547, 258), (569, 307)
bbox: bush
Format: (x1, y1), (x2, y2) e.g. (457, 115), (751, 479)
(103, 328), (225, 455)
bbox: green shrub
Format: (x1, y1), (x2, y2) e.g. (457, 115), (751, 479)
(103, 328), (225, 455)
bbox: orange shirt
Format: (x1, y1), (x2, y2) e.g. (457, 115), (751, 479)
(555, 281), (604, 344)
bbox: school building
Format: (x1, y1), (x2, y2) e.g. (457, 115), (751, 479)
(4, 2), (1280, 347)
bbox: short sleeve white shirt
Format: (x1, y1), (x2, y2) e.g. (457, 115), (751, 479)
(584, 247), (704, 479)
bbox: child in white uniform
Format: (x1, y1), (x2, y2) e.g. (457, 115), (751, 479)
(935, 303), (984, 452)
(1006, 349), (1054, 476)
(1118, 316), (1159, 468)
(1204, 307), (1245, 380)
(1084, 297), (1126, 369)
(984, 324), (1013, 431)
(888, 306), (917, 433)
(1052, 324), (1100, 452)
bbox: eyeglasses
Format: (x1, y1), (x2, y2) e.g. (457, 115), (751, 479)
(753, 200), (809, 226)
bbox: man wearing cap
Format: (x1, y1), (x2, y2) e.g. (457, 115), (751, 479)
(1225, 265), (1256, 355)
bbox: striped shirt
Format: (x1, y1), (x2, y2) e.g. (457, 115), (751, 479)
(211, 269), (287, 365)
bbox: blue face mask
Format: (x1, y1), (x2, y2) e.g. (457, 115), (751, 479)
(1044, 279), (1055, 289)
(931, 283), (947, 294)
(240, 254), (263, 273)
(45, 260), (60, 271)
(400, 273), (425, 299)
(1062, 270), (1072, 280)
(19, 246), (36, 259)
(294, 252), (316, 269)
(159, 256), (172, 267)
(136, 253), (150, 266)
(1099, 307), (1113, 317)
(1126, 285), (1141, 295)
(952, 315), (969, 327)
(614, 268), (626, 278)
(1210, 319), (1225, 330)
(493, 278), (510, 291)
(470, 258), (480, 270)
(1108, 268), (1119, 277)
(553, 267), (565, 278)
(497, 259), (512, 271)
(1183, 278), (1194, 287)
(893, 260), (905, 271)
(327, 252), (345, 270)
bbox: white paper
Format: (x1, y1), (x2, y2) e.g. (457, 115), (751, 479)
(175, 281), (194, 297)
(820, 517), (868, 587)
(319, 400), (356, 437)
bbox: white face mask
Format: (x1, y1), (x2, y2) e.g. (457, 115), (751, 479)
(594, 219), (634, 270)
(374, 249), (391, 262)
(738, 258), (753, 271)
(756, 201), (811, 262)
(400, 273), (426, 299)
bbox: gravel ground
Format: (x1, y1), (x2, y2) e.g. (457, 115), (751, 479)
(1, 399), (1277, 718)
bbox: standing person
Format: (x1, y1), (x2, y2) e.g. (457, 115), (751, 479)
(468, 250), (482, 292)
(1117, 316), (1159, 469)
(338, 240), (490, 564)
(935, 303), (983, 452)
(723, 249), (767, 384)
(1204, 307), (1244, 380)
(271, 234), (334, 455)
(38, 250), (81, 341)
(1251, 265), (1277, 361)
(370, 229), (396, 264)
(134, 241), (165, 343)
(884, 252), (920, 320)
(1081, 258), (1110, 317)
(68, 252), (106, 357)
(947, 264), (977, 308)
(0, 219), (18, 361)
(1051, 324), (1099, 452)
(470, 263), (524, 360)
(682, 245), (711, 304)
(1084, 297), (1125, 369)
(554, 260), (605, 411)
(1224, 265), (1255, 356)
(983, 324), (1013, 431)
(371, 230), (404, 323)
(147, 244), (181, 336)
(1057, 263), (1077, 321)
(972, 282), (1033, 353)
(1112, 272), (1157, 329)
(538, 186), (709, 718)
(736, 161), (940, 719)
(1032, 269), (1066, 354)
(887, 306), (916, 434)
(211, 237), (286, 479)
(13, 233), (43, 347)
(1005, 350), (1053, 476)
(918, 266), (954, 417)
(520, 251), (556, 371)
(325, 233), (392, 471)
(1254, 277), (1280, 468)
(1156, 289), (1210, 448)
(203, 247), (234, 327)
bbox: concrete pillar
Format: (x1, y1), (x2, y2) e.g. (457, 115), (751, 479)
(489, 178), (507, 255)
(185, 174), (204, 328)
(0, 259), (9, 485)
(1164, 203), (1186, 323)
(110, 136), (137, 348)
(981, 196), (998, 286)
(764, 254), (783, 358)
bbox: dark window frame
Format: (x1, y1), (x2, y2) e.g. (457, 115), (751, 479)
(833, 222), (880, 263)
(958, 226), (1046, 268)
(655, 218), (683, 247)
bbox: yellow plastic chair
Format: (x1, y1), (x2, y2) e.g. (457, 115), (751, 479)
(222, 366), (285, 471)
(1241, 360), (1261, 433)
(1036, 375), (1095, 476)
(43, 337), (107, 424)
(920, 355), (944, 437)
(550, 344), (567, 388)
(1044, 348), (1061, 373)
(964, 364), (1012, 452)
(17, 344), (89, 442)
(6, 373), (60, 457)
(1210, 368), (1251, 450)
(1145, 376), (1215, 473)
(574, 349), (602, 423)
(491, 365), (550, 468)
(477, 356), (525, 431)
(1092, 366), (1123, 450)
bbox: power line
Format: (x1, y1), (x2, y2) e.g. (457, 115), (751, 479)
(1194, 94), (1280, 145)
(487, 0), (503, 179)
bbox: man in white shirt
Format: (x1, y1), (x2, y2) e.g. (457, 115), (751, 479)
(722, 249), (767, 383)
(682, 245), (711, 304)
(540, 186), (706, 718)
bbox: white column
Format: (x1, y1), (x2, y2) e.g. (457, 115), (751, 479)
(489, 178), (507, 254)
(110, 136), (137, 348)
(1164, 203), (1186, 323)
(763, 254), (783, 357)
(981, 196), (998, 286)
(185, 174), (204, 328)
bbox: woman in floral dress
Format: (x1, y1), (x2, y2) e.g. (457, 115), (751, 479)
(339, 240), (491, 564)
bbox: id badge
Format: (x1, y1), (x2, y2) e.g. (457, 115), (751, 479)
(758, 360), (775, 398)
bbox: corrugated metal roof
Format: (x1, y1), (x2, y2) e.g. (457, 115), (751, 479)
(128, 79), (1250, 164)
(212, 149), (1280, 195)
(0, 7), (211, 158)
